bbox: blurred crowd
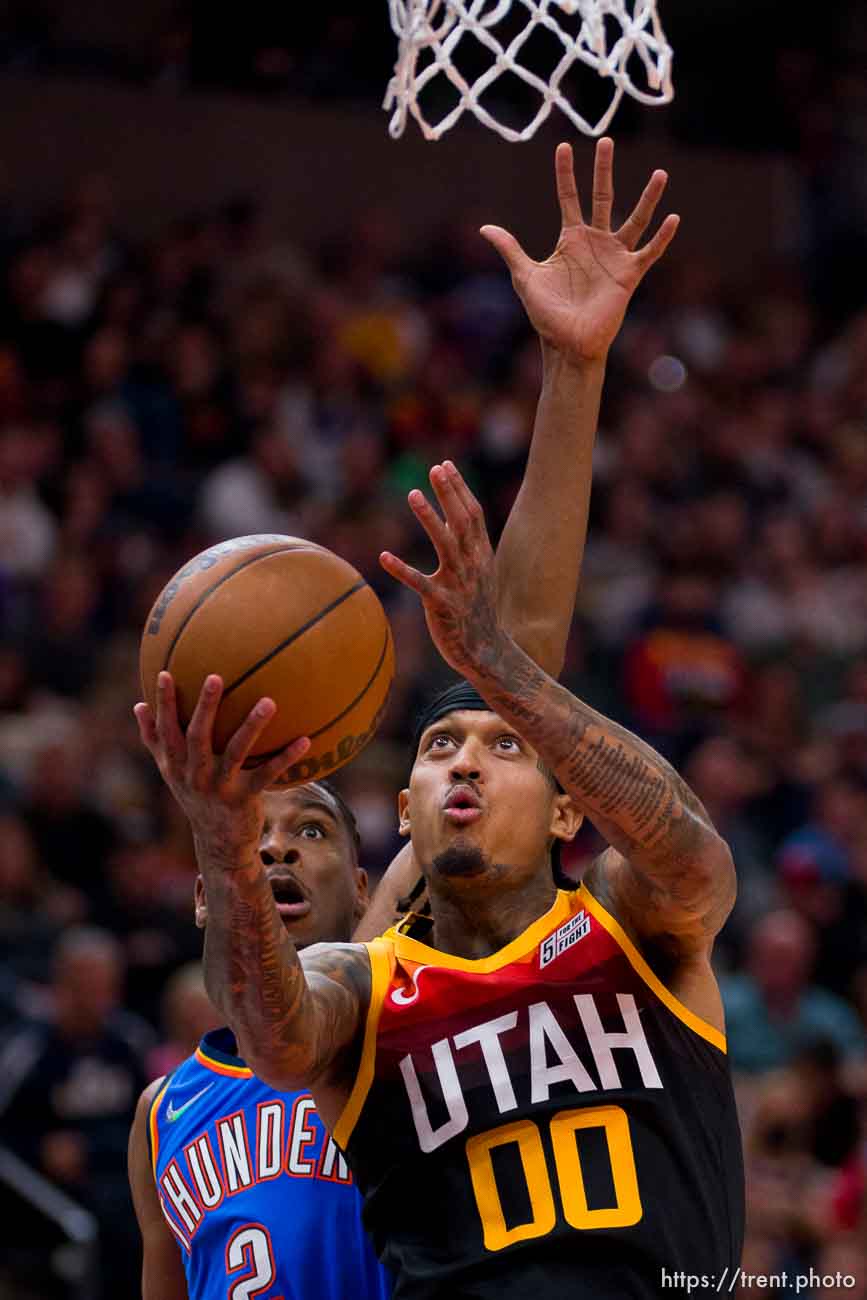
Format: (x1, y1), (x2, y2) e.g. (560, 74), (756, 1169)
(0, 146), (864, 1296)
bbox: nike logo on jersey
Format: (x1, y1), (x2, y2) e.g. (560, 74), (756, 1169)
(166, 1083), (214, 1122)
(391, 965), (430, 1006)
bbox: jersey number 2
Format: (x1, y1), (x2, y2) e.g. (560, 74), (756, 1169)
(226, 1223), (279, 1300)
(466, 1104), (642, 1252)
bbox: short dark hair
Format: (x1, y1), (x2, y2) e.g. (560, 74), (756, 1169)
(313, 779), (361, 865)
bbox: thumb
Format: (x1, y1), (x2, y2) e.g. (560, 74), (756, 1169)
(480, 224), (532, 279)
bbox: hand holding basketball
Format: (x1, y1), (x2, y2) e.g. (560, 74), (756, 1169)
(380, 461), (502, 678)
(480, 138), (679, 363)
(134, 674), (311, 862)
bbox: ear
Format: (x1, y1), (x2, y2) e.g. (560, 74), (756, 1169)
(550, 794), (584, 844)
(397, 787), (411, 838)
(194, 876), (207, 930)
(352, 868), (369, 925)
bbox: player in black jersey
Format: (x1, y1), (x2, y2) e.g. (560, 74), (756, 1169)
(136, 141), (741, 1299)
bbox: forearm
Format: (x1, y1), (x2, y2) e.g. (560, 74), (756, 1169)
(495, 347), (604, 676)
(463, 633), (728, 901)
(197, 841), (311, 1085)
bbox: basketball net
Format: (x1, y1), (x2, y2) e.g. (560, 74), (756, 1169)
(384, 0), (673, 142)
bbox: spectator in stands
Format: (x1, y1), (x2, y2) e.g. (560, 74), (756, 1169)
(722, 910), (865, 1075)
(0, 927), (152, 1298)
(622, 567), (745, 759)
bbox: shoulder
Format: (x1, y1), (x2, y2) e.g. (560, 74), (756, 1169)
(301, 941), (373, 1000)
(132, 1074), (169, 1134)
(129, 1075), (168, 1190)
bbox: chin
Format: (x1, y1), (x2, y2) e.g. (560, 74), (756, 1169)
(431, 844), (491, 878)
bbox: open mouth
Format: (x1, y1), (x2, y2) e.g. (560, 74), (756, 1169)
(443, 785), (483, 826)
(268, 876), (312, 919)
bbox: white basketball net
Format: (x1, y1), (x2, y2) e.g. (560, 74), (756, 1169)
(384, 0), (674, 142)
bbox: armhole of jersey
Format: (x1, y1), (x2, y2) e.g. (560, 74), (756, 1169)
(332, 937), (394, 1150)
(579, 882), (727, 1054)
(147, 1077), (172, 1178)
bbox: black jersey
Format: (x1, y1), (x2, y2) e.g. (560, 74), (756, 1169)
(333, 886), (744, 1298)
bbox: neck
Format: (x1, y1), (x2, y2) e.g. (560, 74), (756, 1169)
(426, 867), (557, 960)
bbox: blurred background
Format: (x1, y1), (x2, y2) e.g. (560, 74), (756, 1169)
(0, 1), (865, 1296)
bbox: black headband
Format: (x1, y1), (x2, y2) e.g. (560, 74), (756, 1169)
(411, 679), (492, 757)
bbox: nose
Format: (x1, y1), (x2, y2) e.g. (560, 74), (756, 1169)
(259, 832), (301, 868)
(448, 740), (483, 784)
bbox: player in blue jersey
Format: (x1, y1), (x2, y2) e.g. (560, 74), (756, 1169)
(128, 780), (396, 1300)
(131, 139), (677, 1300)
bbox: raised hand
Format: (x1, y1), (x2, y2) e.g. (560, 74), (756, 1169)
(134, 674), (310, 863)
(481, 138), (678, 363)
(379, 461), (502, 677)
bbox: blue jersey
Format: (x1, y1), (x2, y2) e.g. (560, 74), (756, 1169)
(149, 1028), (392, 1300)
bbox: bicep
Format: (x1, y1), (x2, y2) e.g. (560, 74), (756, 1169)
(128, 1087), (188, 1300)
(142, 1233), (188, 1300)
(242, 944), (372, 1092)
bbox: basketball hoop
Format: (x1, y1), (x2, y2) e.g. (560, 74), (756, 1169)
(384, 0), (674, 142)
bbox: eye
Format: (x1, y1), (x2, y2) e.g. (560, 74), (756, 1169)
(427, 732), (455, 751)
(299, 823), (326, 840)
(495, 735), (521, 753)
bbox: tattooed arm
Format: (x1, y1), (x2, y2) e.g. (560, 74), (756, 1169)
(199, 852), (370, 1090)
(134, 673), (370, 1093)
(381, 464), (735, 958)
(491, 138), (677, 676)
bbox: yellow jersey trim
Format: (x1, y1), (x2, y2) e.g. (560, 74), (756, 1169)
(194, 1045), (253, 1078)
(579, 883), (727, 1054)
(332, 937), (393, 1150)
(388, 889), (574, 974)
(148, 1081), (170, 1177)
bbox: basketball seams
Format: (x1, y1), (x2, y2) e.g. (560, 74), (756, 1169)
(245, 625), (393, 765)
(221, 579), (368, 699)
(304, 625), (391, 741)
(161, 545), (319, 674)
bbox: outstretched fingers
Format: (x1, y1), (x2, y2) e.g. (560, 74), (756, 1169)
(185, 674), (222, 768)
(441, 461), (486, 539)
(591, 136), (614, 231)
(429, 463), (474, 551)
(255, 736), (312, 791)
(479, 224), (532, 283)
(133, 701), (158, 753)
(406, 485), (459, 569)
(616, 168), (668, 251)
(554, 141), (582, 228)
(154, 672), (186, 767)
(220, 697), (278, 775)
(635, 211), (680, 270)
(379, 549), (432, 598)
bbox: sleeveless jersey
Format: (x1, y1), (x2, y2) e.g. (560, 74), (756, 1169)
(333, 886), (744, 1299)
(149, 1028), (392, 1300)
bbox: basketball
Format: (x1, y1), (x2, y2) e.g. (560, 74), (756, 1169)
(139, 535), (394, 784)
